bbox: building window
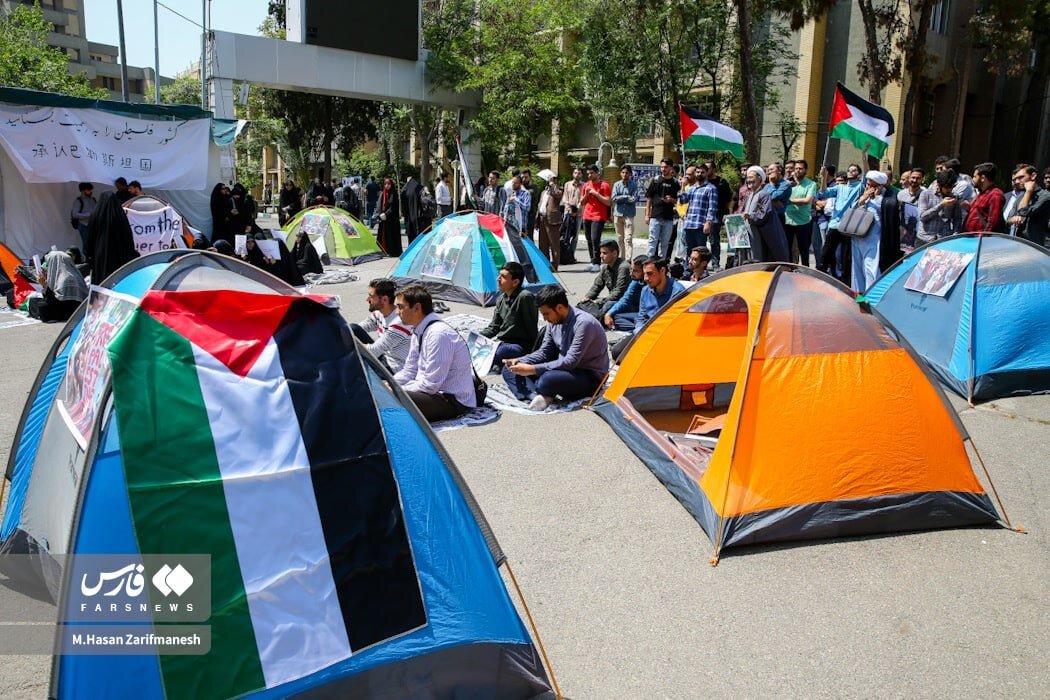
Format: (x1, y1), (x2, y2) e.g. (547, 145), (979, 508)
(929, 0), (951, 35)
(101, 76), (117, 91)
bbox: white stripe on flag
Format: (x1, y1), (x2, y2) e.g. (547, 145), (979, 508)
(844, 105), (891, 140)
(193, 339), (352, 688)
(692, 118), (744, 146)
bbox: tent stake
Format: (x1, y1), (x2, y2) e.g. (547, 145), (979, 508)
(505, 559), (562, 700)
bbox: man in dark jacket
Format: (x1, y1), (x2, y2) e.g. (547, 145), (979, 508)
(480, 261), (539, 368)
(577, 240), (632, 319)
(1010, 165), (1050, 247)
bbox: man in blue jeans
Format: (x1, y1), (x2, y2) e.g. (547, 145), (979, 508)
(645, 157), (680, 258)
(502, 287), (610, 411)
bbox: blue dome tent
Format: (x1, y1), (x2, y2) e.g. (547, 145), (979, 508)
(0, 250), (554, 699)
(392, 211), (562, 306)
(865, 233), (1050, 403)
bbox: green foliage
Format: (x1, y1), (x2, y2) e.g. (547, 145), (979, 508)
(160, 75), (201, 106)
(336, 146), (388, 180)
(0, 4), (105, 98)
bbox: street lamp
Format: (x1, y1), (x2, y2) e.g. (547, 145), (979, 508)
(596, 141), (618, 170)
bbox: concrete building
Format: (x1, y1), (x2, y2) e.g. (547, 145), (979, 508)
(3, 0), (169, 102)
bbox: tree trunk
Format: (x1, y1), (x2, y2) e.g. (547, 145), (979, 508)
(899, 1), (934, 168)
(322, 97), (333, 181)
(735, 0), (760, 161)
(856, 0), (885, 169)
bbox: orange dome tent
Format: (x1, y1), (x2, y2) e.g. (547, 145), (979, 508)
(593, 264), (1006, 561)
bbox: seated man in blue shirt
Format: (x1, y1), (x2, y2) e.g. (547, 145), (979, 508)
(611, 256), (686, 362)
(502, 287), (610, 411)
(603, 255), (647, 331)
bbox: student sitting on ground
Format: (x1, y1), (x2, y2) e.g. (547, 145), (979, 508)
(502, 287), (610, 411)
(577, 240), (632, 320)
(479, 261), (539, 368)
(682, 246), (712, 282)
(349, 277), (413, 373)
(603, 255), (647, 331)
(27, 251), (88, 323)
(611, 256), (686, 361)
(393, 285), (478, 422)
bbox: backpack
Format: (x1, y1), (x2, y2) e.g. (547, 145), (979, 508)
(419, 186), (437, 219)
(71, 196), (83, 230)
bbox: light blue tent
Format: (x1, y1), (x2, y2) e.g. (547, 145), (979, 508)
(393, 211), (561, 306)
(866, 233), (1050, 403)
(0, 250), (553, 698)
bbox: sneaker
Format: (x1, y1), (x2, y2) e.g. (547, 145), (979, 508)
(528, 395), (554, 411)
(585, 264), (600, 273)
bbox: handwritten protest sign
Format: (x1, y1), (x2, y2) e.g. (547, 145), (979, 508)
(0, 106), (209, 189)
(56, 287), (138, 449)
(124, 205), (188, 254)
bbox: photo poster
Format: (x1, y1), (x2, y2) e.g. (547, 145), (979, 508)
(333, 214), (360, 239)
(903, 249), (975, 297)
(724, 214), (751, 249)
(56, 286), (139, 449)
(125, 205), (188, 254)
(420, 219), (472, 281)
(300, 212), (325, 236)
(235, 234), (247, 255)
(466, 331), (501, 376)
(256, 239), (281, 259)
(628, 163), (662, 205)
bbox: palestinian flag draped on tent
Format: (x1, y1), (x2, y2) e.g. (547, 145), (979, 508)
(829, 82), (895, 158)
(679, 104), (745, 159)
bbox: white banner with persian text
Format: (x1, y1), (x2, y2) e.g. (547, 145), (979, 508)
(125, 206), (189, 254)
(0, 105), (210, 189)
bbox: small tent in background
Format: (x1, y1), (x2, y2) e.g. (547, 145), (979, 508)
(393, 211), (561, 306)
(0, 250), (553, 699)
(281, 205), (384, 265)
(593, 264), (1004, 561)
(865, 233), (1050, 403)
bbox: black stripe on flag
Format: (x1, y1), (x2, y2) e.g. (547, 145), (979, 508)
(274, 300), (426, 652)
(835, 82), (895, 136)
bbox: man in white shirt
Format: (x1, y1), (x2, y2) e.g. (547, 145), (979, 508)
(393, 285), (478, 422)
(435, 172), (453, 218)
(350, 278), (413, 373)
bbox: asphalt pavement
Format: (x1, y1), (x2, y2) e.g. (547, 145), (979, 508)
(0, 237), (1046, 698)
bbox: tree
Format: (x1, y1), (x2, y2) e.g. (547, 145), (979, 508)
(160, 75), (201, 106)
(0, 4), (105, 98)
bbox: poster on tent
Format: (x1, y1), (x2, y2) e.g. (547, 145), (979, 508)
(334, 214), (360, 238)
(903, 249), (974, 297)
(124, 205), (188, 254)
(56, 287), (138, 449)
(421, 219), (472, 280)
(300, 212), (326, 236)
(0, 105), (210, 189)
(724, 214), (751, 249)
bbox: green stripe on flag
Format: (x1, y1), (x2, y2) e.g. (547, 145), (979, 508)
(108, 311), (266, 698)
(481, 229), (507, 268)
(683, 134), (744, 159)
(831, 121), (889, 158)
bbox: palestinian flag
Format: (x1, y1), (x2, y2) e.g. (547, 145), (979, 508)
(107, 290), (427, 698)
(829, 82), (895, 158)
(476, 212), (539, 283)
(679, 104), (745, 159)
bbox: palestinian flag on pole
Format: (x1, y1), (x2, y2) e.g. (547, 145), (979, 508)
(829, 82), (895, 158)
(107, 290), (427, 698)
(679, 103), (745, 159)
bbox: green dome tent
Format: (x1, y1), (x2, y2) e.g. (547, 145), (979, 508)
(282, 205), (384, 265)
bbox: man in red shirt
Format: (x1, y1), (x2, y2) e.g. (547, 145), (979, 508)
(963, 162), (1007, 233)
(580, 164), (612, 270)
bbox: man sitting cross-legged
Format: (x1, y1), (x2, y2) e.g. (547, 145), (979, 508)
(502, 287), (610, 411)
(393, 285), (478, 423)
(611, 256), (685, 362)
(479, 261), (539, 369)
(603, 255), (647, 331)
(577, 239), (632, 320)
(349, 277), (412, 373)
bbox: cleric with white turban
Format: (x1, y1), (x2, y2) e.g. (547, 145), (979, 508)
(850, 168), (900, 291)
(865, 170), (888, 187)
(742, 165), (790, 262)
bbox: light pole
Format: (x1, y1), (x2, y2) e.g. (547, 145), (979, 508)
(596, 141), (618, 170)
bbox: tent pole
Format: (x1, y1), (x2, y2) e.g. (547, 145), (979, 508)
(967, 235), (982, 406)
(969, 439), (1019, 532)
(504, 559), (562, 700)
